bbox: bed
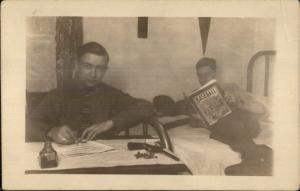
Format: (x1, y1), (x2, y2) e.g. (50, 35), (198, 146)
(161, 107), (273, 175)
(159, 50), (275, 175)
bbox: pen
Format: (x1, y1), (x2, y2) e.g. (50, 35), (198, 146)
(75, 138), (87, 145)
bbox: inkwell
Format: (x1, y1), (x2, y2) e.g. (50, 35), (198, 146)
(39, 140), (58, 168)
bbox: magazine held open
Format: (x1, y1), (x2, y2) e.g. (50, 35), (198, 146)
(184, 79), (232, 126)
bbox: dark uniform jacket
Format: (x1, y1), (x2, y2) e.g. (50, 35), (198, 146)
(26, 81), (154, 141)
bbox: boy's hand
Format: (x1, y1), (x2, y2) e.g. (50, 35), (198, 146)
(48, 125), (76, 145)
(224, 92), (237, 105)
(79, 120), (114, 142)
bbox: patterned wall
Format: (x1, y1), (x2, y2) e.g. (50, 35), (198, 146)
(26, 17), (83, 91)
(26, 17), (57, 92)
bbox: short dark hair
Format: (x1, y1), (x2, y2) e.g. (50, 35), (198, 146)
(77, 42), (109, 62)
(196, 57), (216, 71)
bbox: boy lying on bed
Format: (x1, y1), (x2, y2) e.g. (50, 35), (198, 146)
(153, 57), (273, 176)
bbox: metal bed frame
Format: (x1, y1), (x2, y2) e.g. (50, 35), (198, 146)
(246, 50), (276, 97)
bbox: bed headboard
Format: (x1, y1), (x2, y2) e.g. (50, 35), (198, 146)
(246, 50), (276, 97)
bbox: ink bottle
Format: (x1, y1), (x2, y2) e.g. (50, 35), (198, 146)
(39, 141), (58, 168)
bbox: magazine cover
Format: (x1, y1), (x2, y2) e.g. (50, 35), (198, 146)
(187, 79), (232, 126)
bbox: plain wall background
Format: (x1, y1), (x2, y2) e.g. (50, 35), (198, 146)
(26, 17), (276, 101)
(83, 17), (276, 101)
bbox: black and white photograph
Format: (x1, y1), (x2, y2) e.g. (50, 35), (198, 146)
(2, 0), (299, 190)
(25, 16), (275, 176)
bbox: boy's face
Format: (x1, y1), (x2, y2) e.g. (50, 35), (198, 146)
(76, 53), (108, 87)
(196, 66), (216, 86)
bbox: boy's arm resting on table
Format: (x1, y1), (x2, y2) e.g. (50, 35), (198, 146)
(26, 90), (62, 142)
(76, 92), (154, 141)
(110, 90), (154, 134)
(26, 119), (52, 142)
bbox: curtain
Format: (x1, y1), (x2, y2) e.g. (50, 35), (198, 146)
(56, 17), (83, 88)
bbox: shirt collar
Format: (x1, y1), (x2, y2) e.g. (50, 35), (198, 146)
(65, 79), (105, 95)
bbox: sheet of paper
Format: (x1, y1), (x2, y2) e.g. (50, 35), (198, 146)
(52, 141), (114, 158)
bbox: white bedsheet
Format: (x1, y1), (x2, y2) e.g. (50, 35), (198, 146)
(167, 121), (273, 175)
(167, 125), (241, 175)
(254, 120), (273, 147)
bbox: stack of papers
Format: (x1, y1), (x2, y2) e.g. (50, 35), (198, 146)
(53, 141), (114, 158)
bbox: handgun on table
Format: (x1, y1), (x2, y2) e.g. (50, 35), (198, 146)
(127, 142), (180, 161)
